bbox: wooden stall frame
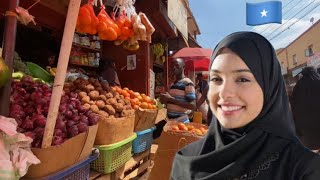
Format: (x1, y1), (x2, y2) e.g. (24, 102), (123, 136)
(42, 0), (81, 148)
(0, 0), (19, 116)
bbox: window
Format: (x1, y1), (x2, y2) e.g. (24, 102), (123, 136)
(281, 62), (287, 75)
(293, 54), (298, 65)
(305, 45), (314, 57)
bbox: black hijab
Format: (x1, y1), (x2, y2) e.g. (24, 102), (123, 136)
(170, 32), (320, 180)
(301, 66), (320, 80)
(291, 66), (320, 149)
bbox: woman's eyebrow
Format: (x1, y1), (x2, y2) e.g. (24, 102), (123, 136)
(232, 69), (251, 73)
(210, 69), (251, 73)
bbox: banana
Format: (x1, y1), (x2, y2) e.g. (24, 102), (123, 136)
(12, 71), (24, 79)
(46, 66), (56, 77)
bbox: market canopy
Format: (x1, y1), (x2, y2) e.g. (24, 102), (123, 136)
(171, 47), (213, 71)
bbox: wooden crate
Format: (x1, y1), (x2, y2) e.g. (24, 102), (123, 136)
(90, 150), (151, 180)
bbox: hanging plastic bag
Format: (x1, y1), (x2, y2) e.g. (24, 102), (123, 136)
(97, 1), (120, 41)
(76, 0), (99, 34)
(139, 12), (155, 43)
(116, 11), (134, 40)
(131, 12), (147, 41)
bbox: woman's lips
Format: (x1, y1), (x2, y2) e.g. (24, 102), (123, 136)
(218, 105), (244, 115)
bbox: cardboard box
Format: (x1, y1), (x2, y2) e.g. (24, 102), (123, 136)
(134, 109), (158, 132)
(25, 124), (98, 179)
(154, 108), (167, 124)
(149, 122), (206, 180)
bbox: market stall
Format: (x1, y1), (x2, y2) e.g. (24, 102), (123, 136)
(0, 0), (167, 179)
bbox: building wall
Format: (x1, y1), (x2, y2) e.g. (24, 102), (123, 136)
(277, 49), (288, 70)
(285, 21), (320, 70)
(275, 20), (320, 96)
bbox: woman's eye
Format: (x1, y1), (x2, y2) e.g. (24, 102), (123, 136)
(237, 78), (250, 83)
(210, 77), (222, 82)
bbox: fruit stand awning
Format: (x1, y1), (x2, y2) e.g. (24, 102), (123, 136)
(172, 47), (213, 59)
(171, 47), (213, 71)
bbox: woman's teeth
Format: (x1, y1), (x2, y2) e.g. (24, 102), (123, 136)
(221, 105), (242, 111)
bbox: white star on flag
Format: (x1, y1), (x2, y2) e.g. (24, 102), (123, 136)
(261, 9), (268, 17)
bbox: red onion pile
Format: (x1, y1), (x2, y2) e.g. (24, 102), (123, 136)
(10, 76), (100, 147)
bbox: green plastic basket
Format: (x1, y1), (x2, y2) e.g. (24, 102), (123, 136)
(26, 62), (53, 83)
(90, 134), (137, 174)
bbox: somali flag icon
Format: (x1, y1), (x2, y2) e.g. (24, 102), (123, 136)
(246, 1), (282, 26)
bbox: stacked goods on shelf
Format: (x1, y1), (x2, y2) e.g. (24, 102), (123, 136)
(9, 76), (99, 178)
(149, 121), (209, 180)
(70, 32), (101, 68)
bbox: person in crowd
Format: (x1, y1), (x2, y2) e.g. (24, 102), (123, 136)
(195, 72), (210, 124)
(170, 32), (320, 179)
(196, 85), (213, 125)
(47, 54), (56, 67)
(291, 66), (320, 152)
(196, 72), (209, 95)
(159, 58), (196, 123)
(153, 58), (196, 139)
(98, 57), (121, 87)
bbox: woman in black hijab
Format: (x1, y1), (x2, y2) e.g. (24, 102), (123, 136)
(291, 66), (320, 151)
(170, 32), (320, 180)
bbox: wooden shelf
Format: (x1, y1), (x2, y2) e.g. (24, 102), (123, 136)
(69, 63), (98, 68)
(72, 43), (102, 53)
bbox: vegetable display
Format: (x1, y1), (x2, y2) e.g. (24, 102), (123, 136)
(64, 77), (135, 118)
(10, 76), (99, 147)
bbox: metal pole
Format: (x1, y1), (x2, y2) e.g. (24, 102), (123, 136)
(0, 0), (19, 116)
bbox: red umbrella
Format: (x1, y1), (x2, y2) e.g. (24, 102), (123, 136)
(172, 48), (213, 59)
(171, 48), (213, 71)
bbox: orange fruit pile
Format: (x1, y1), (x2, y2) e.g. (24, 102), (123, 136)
(112, 86), (157, 110)
(170, 123), (208, 136)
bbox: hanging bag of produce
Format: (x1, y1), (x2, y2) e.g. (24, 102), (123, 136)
(76, 0), (99, 34)
(139, 12), (155, 43)
(115, 10), (134, 41)
(97, 0), (120, 41)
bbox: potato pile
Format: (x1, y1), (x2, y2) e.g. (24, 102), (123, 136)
(64, 77), (134, 118)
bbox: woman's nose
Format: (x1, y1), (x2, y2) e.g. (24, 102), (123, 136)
(219, 81), (236, 99)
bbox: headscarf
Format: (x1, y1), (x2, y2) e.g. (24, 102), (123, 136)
(300, 66), (320, 80)
(291, 66), (320, 149)
(170, 32), (301, 179)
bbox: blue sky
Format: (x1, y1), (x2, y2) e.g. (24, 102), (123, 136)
(189, 0), (320, 50)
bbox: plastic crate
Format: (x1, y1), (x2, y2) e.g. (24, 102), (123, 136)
(133, 127), (156, 154)
(90, 134), (137, 174)
(42, 149), (99, 180)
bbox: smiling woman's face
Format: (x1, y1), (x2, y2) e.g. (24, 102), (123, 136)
(208, 48), (264, 129)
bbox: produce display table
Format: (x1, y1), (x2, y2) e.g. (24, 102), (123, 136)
(89, 150), (151, 180)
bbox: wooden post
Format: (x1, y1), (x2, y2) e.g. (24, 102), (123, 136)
(0, 0), (19, 116)
(42, 0), (81, 148)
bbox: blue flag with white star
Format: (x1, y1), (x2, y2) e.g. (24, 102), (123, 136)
(246, 1), (282, 26)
